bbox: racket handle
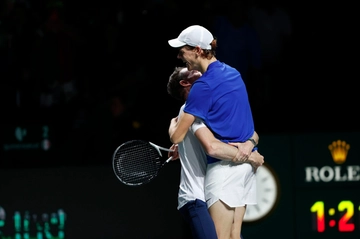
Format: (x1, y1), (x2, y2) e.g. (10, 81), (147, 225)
(166, 156), (173, 163)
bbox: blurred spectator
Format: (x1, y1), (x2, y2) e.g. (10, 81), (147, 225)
(211, 0), (262, 84)
(247, 0), (293, 101)
(0, 0), (38, 122)
(248, 0), (292, 68)
(78, 89), (145, 164)
(245, 0), (293, 131)
(209, 0), (265, 120)
(31, 3), (81, 110)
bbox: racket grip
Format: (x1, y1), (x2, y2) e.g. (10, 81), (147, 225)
(166, 156), (173, 163)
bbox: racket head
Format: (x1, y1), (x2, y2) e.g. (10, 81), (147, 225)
(112, 140), (166, 186)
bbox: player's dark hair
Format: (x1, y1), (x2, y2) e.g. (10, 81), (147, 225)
(167, 67), (186, 101)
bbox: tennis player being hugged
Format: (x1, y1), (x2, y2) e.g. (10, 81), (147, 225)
(167, 66), (264, 239)
(167, 25), (264, 239)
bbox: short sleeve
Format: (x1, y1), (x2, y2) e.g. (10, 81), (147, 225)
(190, 117), (206, 134)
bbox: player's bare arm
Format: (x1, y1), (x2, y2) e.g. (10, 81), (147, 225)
(229, 131), (259, 160)
(169, 112), (195, 144)
(194, 126), (264, 168)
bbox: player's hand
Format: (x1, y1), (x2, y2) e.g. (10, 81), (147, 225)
(170, 116), (178, 125)
(248, 150), (264, 172)
(168, 144), (179, 160)
(228, 141), (253, 162)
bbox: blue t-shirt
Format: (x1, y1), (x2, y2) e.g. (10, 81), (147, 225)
(184, 60), (255, 164)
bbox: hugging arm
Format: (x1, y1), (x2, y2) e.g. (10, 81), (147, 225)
(169, 112), (196, 144)
(194, 126), (264, 170)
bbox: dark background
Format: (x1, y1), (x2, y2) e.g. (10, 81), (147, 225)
(0, 0), (358, 238)
(0, 0), (357, 168)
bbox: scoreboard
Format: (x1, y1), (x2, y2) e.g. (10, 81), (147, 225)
(0, 124), (53, 165)
(293, 133), (360, 239)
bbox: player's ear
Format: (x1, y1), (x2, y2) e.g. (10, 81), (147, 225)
(179, 80), (191, 87)
(194, 46), (203, 55)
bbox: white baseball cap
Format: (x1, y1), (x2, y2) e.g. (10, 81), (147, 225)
(168, 25), (213, 50)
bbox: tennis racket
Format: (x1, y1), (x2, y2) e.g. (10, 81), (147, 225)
(112, 140), (174, 186)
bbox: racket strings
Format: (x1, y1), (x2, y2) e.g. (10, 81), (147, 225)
(113, 141), (162, 185)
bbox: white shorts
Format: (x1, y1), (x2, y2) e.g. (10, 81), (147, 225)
(205, 161), (257, 208)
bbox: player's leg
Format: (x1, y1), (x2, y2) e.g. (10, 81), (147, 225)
(231, 206), (246, 239)
(179, 199), (217, 239)
(208, 200), (234, 239)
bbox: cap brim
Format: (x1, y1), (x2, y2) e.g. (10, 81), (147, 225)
(168, 38), (186, 48)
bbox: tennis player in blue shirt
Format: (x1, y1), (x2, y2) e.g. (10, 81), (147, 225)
(167, 66), (264, 239)
(168, 25), (262, 239)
